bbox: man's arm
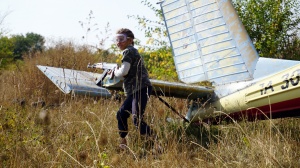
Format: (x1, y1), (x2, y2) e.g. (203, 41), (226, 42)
(114, 61), (130, 77)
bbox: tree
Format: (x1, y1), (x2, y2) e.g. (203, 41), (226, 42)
(11, 34), (29, 59)
(141, 47), (178, 81)
(11, 32), (45, 59)
(25, 32), (45, 54)
(0, 36), (14, 68)
(233, 0), (300, 59)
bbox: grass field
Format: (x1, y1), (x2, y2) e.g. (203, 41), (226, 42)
(1, 43), (299, 167)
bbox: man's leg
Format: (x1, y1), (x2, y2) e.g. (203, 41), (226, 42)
(116, 95), (132, 138)
(133, 86), (153, 136)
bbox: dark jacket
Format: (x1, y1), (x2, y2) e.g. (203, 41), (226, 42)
(121, 45), (152, 96)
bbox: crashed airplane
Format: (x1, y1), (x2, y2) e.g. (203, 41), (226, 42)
(37, 0), (300, 123)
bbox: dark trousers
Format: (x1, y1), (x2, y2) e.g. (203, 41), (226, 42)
(117, 86), (152, 138)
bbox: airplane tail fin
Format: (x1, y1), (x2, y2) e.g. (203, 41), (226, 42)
(159, 0), (259, 85)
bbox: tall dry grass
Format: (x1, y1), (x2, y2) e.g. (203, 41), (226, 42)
(0, 42), (299, 167)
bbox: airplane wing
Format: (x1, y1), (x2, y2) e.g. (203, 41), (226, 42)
(37, 65), (112, 98)
(37, 65), (214, 100)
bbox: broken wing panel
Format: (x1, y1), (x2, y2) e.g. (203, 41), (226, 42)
(37, 65), (112, 97)
(160, 0), (259, 84)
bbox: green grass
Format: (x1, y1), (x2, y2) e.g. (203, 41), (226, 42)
(0, 42), (299, 167)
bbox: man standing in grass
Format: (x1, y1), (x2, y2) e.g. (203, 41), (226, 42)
(110, 28), (154, 150)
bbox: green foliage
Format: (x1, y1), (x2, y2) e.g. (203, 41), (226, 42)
(0, 36), (14, 68)
(0, 29), (45, 69)
(140, 47), (178, 81)
(10, 34), (28, 59)
(233, 0), (300, 59)
(25, 32), (45, 54)
(11, 32), (45, 59)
